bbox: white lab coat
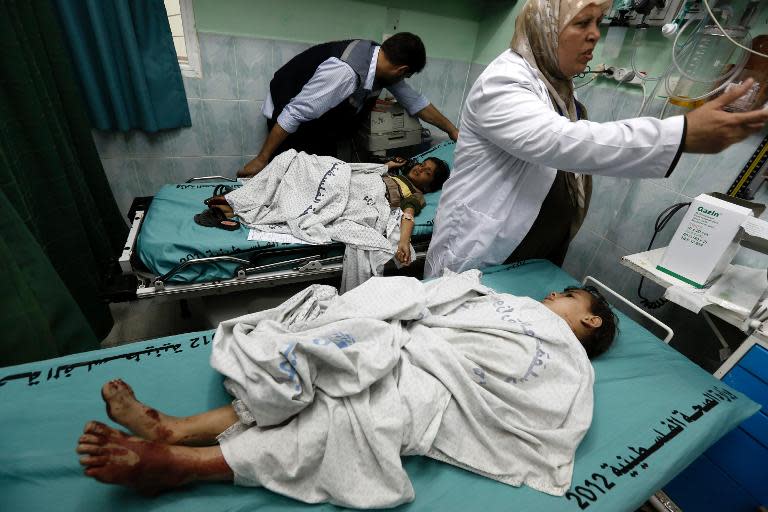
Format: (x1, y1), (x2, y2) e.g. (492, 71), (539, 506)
(425, 50), (685, 277)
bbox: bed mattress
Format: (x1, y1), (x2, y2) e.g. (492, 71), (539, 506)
(1, 260), (758, 511)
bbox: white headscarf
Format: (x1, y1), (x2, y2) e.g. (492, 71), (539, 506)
(511, 0), (611, 120)
(510, 0), (611, 232)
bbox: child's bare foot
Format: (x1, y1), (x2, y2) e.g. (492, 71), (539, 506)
(102, 379), (179, 444)
(101, 379), (238, 446)
(76, 421), (231, 493)
(211, 203), (235, 218)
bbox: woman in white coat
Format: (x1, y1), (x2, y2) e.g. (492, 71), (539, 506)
(425, 0), (768, 277)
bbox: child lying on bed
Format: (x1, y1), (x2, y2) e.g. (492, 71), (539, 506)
(195, 154), (449, 266)
(76, 272), (617, 508)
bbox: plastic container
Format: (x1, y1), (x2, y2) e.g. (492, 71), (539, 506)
(669, 25), (748, 108)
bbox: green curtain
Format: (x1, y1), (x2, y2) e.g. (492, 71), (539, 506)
(53, 0), (191, 132)
(0, 0), (128, 367)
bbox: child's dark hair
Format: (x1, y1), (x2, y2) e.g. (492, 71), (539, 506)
(564, 285), (619, 359)
(424, 157), (450, 192)
(380, 32), (426, 73)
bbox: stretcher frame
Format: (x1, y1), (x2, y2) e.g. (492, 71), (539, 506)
(109, 176), (432, 303)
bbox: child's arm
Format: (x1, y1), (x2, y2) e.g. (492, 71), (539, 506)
(385, 157), (407, 170)
(396, 207), (416, 265)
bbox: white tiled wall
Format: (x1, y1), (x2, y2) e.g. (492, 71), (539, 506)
(94, 33), (475, 216)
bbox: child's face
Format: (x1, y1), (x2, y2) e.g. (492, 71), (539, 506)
(407, 160), (437, 191)
(541, 289), (597, 338)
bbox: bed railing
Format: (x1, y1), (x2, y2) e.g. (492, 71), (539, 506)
(185, 176), (239, 183)
(583, 276), (674, 343)
(151, 251), (346, 290)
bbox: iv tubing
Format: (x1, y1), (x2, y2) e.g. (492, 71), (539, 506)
(664, 54), (746, 102)
(671, 16), (749, 84)
(630, 15), (705, 84)
(631, 46), (659, 81)
(703, 0), (768, 59)
(665, 13), (750, 103)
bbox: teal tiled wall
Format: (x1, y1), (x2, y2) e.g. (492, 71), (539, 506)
(94, 33), (473, 216)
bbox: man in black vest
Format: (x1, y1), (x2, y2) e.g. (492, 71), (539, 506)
(238, 33), (459, 177)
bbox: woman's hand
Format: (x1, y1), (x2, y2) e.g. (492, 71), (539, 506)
(386, 157), (408, 170)
(395, 240), (411, 265)
(684, 79), (768, 154)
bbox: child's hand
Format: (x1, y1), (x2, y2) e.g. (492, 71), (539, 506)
(395, 240), (411, 265)
(239, 156), (268, 177)
(386, 157), (408, 170)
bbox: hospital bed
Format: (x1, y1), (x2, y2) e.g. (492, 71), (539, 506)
(108, 142), (455, 302)
(1, 260), (759, 512)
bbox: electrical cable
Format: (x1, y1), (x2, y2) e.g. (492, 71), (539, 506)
(641, 55), (676, 117)
(634, 80), (649, 117)
(575, 65), (611, 89)
(630, 45), (660, 82)
(576, 73), (599, 89)
(703, 0), (768, 59)
(610, 79), (648, 120)
(610, 80), (623, 121)
(637, 201), (691, 309)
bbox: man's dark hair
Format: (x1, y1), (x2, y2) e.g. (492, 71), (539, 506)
(381, 32), (426, 73)
(424, 157), (450, 192)
(564, 285), (619, 359)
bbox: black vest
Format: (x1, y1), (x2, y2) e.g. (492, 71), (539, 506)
(269, 40), (378, 136)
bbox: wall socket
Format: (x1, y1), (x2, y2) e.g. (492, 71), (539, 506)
(608, 66), (636, 83)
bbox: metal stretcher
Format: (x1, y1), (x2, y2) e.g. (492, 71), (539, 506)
(106, 142), (454, 302)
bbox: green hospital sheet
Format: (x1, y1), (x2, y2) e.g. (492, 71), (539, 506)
(0, 260), (758, 511)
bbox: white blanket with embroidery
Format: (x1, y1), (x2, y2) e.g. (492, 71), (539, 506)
(226, 150), (408, 291)
(211, 270), (594, 508)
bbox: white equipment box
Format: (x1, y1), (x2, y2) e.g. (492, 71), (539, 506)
(657, 194), (753, 288)
(357, 100), (422, 153)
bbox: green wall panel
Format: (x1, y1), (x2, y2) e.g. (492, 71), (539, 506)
(192, 0), (484, 62)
